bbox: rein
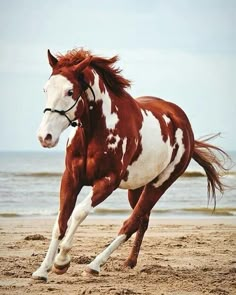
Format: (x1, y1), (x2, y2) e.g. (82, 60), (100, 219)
(43, 79), (96, 128)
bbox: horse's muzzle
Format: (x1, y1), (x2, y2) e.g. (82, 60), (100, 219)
(38, 133), (58, 148)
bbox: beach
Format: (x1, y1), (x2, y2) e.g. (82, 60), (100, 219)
(0, 217), (235, 295)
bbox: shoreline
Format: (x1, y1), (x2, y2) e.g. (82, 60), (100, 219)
(0, 217), (235, 294)
(0, 215), (236, 223)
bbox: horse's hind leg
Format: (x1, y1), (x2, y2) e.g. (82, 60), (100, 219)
(86, 185), (162, 275)
(124, 187), (151, 268)
(86, 147), (192, 275)
(124, 212), (150, 268)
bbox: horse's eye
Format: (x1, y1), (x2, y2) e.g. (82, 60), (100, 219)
(67, 90), (73, 96)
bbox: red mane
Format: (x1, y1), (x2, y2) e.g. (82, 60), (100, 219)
(56, 48), (131, 96)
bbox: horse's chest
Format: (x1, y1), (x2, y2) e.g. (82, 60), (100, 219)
(119, 111), (173, 190)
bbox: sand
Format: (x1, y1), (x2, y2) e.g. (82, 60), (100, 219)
(0, 217), (235, 295)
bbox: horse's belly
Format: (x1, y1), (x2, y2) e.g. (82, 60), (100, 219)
(119, 110), (173, 190)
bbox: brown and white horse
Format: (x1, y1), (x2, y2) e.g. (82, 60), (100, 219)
(33, 48), (228, 281)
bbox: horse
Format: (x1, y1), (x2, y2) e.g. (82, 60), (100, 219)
(33, 48), (228, 282)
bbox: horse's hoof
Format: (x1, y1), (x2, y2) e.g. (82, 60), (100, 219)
(123, 259), (137, 269)
(32, 269), (48, 282)
(52, 262), (70, 275)
(82, 266), (99, 277)
(32, 275), (47, 282)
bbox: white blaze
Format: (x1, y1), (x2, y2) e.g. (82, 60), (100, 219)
(38, 75), (79, 147)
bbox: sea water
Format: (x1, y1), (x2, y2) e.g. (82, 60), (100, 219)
(0, 151), (235, 219)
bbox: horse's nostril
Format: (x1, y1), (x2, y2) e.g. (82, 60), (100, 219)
(45, 133), (52, 141)
(38, 136), (43, 143)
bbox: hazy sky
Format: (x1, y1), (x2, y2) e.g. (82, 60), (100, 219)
(0, 0), (235, 151)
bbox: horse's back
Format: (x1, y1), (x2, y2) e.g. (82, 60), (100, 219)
(135, 96), (192, 128)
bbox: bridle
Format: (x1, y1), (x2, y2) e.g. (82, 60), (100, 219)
(43, 79), (96, 128)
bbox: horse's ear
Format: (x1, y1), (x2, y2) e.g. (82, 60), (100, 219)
(47, 49), (58, 68)
(72, 56), (92, 73)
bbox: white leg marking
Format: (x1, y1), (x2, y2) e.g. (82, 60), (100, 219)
(54, 193), (93, 267)
(32, 214), (60, 281)
(153, 128), (185, 188)
(88, 234), (126, 273)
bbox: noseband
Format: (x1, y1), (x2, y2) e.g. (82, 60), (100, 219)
(43, 80), (95, 128)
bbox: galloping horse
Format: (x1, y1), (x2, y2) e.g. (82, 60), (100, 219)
(33, 48), (228, 281)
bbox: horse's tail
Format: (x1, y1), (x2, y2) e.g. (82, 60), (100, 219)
(192, 134), (230, 208)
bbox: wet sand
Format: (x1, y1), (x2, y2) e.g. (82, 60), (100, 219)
(0, 217), (235, 295)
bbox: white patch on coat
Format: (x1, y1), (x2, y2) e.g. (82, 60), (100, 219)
(121, 137), (128, 164)
(67, 126), (78, 146)
(107, 134), (121, 150)
(163, 114), (171, 124)
(105, 176), (111, 182)
(119, 110), (173, 190)
(88, 71), (100, 101)
(153, 128), (185, 188)
(90, 72), (119, 130)
(102, 92), (119, 129)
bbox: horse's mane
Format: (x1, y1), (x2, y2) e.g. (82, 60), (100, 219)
(56, 48), (131, 96)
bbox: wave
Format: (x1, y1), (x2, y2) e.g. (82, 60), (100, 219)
(182, 171), (205, 177)
(182, 171), (236, 178)
(17, 172), (62, 177)
(0, 213), (22, 217)
(0, 212), (58, 218)
(0, 172), (62, 178)
(181, 207), (236, 216)
(1, 207), (235, 218)
(1, 170), (235, 179)
(93, 207), (236, 217)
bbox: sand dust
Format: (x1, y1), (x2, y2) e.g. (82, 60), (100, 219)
(0, 217), (235, 295)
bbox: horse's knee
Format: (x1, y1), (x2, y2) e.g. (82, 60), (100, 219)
(118, 216), (140, 239)
(58, 220), (67, 240)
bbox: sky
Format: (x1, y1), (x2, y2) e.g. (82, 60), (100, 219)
(0, 0), (235, 151)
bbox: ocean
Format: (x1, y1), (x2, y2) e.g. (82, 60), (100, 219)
(0, 151), (235, 219)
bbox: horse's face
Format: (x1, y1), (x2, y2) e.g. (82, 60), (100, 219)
(37, 50), (91, 148)
(38, 74), (77, 148)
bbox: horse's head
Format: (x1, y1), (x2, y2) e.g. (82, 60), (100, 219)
(37, 50), (92, 148)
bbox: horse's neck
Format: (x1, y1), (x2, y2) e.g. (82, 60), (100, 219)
(83, 72), (139, 139)
(88, 74), (119, 131)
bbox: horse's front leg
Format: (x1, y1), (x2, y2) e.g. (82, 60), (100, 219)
(32, 214), (60, 281)
(32, 169), (81, 281)
(52, 174), (118, 275)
